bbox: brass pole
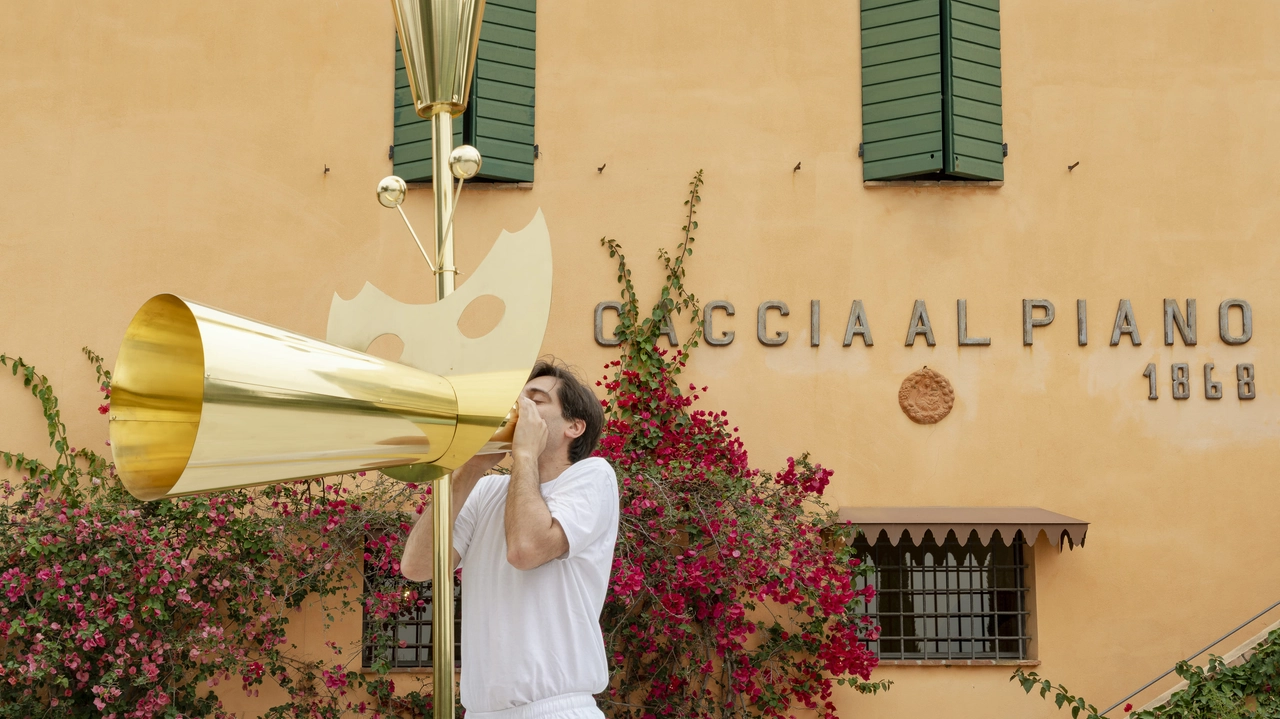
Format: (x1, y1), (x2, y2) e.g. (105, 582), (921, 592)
(432, 111), (457, 300)
(430, 109), (457, 719)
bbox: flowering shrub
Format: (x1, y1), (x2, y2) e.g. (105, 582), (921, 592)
(0, 349), (441, 718)
(597, 171), (886, 719)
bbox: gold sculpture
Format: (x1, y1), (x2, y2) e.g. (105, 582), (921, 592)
(108, 2), (548, 716)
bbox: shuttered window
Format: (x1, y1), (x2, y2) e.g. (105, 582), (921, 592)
(861, 0), (944, 180)
(861, 0), (1003, 182)
(943, 0), (1002, 179)
(392, 0), (535, 183)
(467, 0), (536, 182)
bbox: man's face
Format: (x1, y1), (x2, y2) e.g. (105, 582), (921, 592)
(522, 375), (564, 429)
(521, 376), (583, 458)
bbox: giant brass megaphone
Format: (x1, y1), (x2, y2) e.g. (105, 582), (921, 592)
(110, 212), (554, 502)
(109, 294), (518, 501)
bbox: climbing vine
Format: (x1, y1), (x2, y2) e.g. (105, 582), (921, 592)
(597, 170), (887, 719)
(1012, 632), (1280, 719)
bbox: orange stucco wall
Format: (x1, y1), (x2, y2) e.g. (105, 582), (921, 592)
(4, 1), (1280, 717)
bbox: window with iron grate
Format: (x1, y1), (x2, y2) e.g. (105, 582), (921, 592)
(854, 529), (1029, 661)
(361, 561), (462, 669)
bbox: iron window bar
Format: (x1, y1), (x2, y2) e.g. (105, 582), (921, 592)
(855, 529), (1030, 661)
(362, 567), (463, 669)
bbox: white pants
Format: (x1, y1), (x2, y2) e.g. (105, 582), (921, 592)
(466, 693), (605, 719)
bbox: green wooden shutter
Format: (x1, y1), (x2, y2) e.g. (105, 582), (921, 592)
(467, 0), (535, 182)
(861, 0), (944, 180)
(943, 0), (1003, 180)
(393, 39), (464, 182)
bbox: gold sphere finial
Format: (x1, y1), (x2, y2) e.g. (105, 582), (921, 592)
(376, 176), (408, 208)
(449, 145), (483, 180)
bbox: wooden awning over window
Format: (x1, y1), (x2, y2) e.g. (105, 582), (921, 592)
(837, 506), (1089, 551)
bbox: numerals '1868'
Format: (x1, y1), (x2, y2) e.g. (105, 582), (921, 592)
(1143, 363), (1255, 400)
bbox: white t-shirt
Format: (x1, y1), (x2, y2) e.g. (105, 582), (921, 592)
(453, 456), (620, 713)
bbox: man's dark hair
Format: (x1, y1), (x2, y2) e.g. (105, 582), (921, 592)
(527, 360), (605, 463)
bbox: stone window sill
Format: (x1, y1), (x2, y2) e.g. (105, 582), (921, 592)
(363, 660), (1040, 675)
(359, 667), (460, 675)
(864, 180), (1003, 188)
(877, 659), (1039, 667)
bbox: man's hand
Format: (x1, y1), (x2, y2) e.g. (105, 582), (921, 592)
(504, 394), (569, 570)
(512, 394), (548, 463)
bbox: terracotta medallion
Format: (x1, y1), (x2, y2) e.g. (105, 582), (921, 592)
(898, 367), (954, 424)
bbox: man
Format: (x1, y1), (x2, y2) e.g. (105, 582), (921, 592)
(400, 361), (618, 719)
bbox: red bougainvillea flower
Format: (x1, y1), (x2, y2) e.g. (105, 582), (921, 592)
(595, 346), (883, 719)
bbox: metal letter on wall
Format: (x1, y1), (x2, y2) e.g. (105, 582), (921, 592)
(1219, 299), (1253, 345)
(594, 301), (622, 347)
(757, 301), (789, 346)
(659, 314), (679, 346)
(844, 300), (873, 346)
(704, 300), (736, 346)
(810, 300), (821, 347)
(1205, 362), (1223, 399)
(1164, 299), (1197, 346)
(1237, 363), (1257, 399)
(1077, 299), (1087, 346)
(1022, 299), (1054, 345)
(1111, 299), (1142, 346)
(1171, 363), (1190, 399)
(957, 299), (991, 346)
(904, 300), (936, 347)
